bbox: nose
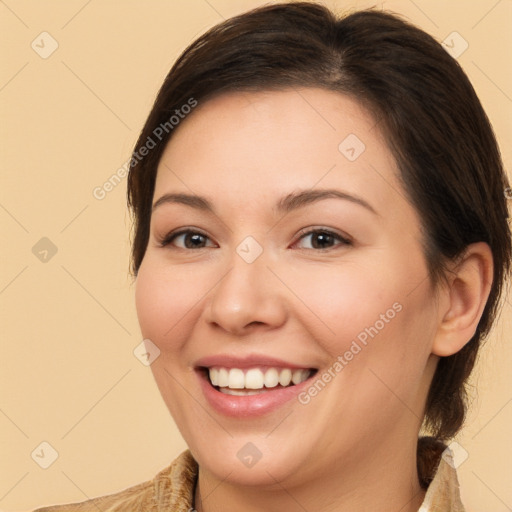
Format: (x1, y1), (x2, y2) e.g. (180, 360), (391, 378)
(204, 254), (288, 336)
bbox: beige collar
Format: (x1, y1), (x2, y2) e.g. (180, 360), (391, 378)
(418, 450), (466, 511)
(160, 449), (465, 511)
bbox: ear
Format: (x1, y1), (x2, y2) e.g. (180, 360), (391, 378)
(432, 242), (494, 357)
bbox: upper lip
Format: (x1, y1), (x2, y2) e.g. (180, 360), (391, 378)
(194, 354), (315, 370)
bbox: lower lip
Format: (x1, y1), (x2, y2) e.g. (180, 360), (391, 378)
(197, 371), (314, 417)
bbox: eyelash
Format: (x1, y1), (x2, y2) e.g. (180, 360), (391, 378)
(158, 227), (352, 251)
(159, 229), (213, 249)
(295, 227), (352, 250)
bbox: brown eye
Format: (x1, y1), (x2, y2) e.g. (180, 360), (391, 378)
(161, 230), (215, 249)
(295, 229), (351, 250)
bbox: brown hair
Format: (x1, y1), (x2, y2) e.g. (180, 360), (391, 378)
(127, 2), (511, 486)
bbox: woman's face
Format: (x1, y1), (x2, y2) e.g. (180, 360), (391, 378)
(136, 89), (440, 487)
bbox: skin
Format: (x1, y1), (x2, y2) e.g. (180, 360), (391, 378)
(135, 88), (493, 512)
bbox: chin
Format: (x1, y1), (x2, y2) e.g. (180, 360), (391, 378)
(187, 433), (309, 486)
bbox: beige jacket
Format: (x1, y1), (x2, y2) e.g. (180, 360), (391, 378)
(33, 449), (465, 511)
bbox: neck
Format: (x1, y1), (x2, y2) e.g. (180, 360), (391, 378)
(193, 437), (426, 512)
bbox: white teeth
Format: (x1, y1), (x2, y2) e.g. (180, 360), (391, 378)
(228, 368), (245, 389)
(209, 367), (219, 386)
(245, 368), (264, 389)
(264, 368), (279, 388)
(217, 368), (229, 387)
(279, 368), (292, 386)
(292, 369), (307, 385)
(207, 367), (311, 391)
(220, 388), (266, 396)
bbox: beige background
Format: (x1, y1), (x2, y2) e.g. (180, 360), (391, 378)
(1, 0), (510, 510)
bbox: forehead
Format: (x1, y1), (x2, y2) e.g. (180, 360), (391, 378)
(154, 88), (405, 215)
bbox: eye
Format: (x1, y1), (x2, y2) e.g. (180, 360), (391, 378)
(160, 229), (216, 249)
(293, 228), (351, 250)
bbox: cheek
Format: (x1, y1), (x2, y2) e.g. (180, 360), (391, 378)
(293, 266), (436, 433)
(135, 257), (204, 353)
(284, 261), (401, 355)
(286, 254), (435, 369)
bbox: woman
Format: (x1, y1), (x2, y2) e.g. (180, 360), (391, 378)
(34, 2), (511, 511)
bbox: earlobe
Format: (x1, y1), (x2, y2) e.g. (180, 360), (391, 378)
(432, 242), (494, 357)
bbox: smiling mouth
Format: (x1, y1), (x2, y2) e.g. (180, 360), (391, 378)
(202, 366), (317, 396)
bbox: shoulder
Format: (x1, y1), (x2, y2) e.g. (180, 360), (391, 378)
(32, 450), (198, 512)
(419, 448), (466, 512)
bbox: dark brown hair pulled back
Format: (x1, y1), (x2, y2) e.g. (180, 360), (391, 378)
(127, 2), (511, 487)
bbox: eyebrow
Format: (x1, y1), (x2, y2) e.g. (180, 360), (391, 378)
(276, 189), (378, 215)
(152, 193), (214, 212)
(152, 189), (378, 216)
